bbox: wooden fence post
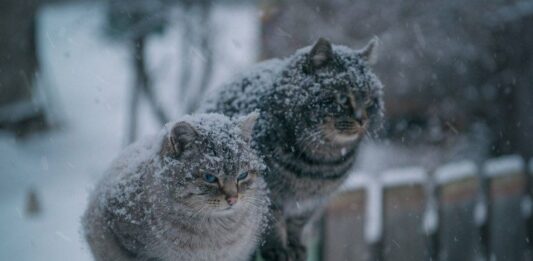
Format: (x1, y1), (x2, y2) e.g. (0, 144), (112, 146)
(435, 161), (479, 260)
(322, 174), (375, 261)
(483, 155), (527, 261)
(525, 158), (533, 260)
(381, 167), (428, 261)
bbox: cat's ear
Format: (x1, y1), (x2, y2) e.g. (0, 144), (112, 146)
(359, 36), (379, 65)
(309, 37), (333, 68)
(168, 121), (198, 157)
(239, 112), (259, 144)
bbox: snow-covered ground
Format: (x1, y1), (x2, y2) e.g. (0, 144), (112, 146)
(0, 2), (259, 260)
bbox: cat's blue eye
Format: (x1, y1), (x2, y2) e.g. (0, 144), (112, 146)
(203, 173), (218, 183)
(237, 172), (248, 181)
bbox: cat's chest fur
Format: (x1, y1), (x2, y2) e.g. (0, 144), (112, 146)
(263, 150), (355, 217)
(277, 175), (348, 217)
(145, 209), (261, 261)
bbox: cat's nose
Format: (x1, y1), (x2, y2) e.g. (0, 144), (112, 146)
(226, 196), (238, 206)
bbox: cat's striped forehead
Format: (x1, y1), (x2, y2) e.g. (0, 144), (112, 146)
(178, 114), (264, 173)
(279, 44), (380, 96)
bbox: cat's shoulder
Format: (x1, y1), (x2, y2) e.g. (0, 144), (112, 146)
(111, 132), (164, 175)
(93, 132), (165, 203)
(228, 58), (286, 92)
(202, 58), (286, 114)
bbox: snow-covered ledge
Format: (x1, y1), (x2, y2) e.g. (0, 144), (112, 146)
(435, 160), (478, 185)
(483, 154), (524, 178)
(341, 171), (372, 192)
(381, 167), (427, 187)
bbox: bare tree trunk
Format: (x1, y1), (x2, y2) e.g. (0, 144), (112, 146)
(178, 2), (193, 105)
(126, 66), (141, 145)
(135, 38), (168, 125)
(0, 0), (47, 134)
(127, 35), (169, 145)
(176, 0), (214, 114)
(185, 0), (213, 114)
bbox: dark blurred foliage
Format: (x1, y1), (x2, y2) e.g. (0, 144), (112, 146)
(105, 0), (169, 40)
(2, 0), (532, 158)
(104, 0), (216, 144)
(0, 0), (45, 135)
(260, 0), (533, 158)
(106, 0), (173, 144)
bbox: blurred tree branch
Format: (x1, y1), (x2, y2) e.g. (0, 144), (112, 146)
(178, 0), (214, 114)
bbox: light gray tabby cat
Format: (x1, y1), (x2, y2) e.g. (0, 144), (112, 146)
(203, 38), (383, 260)
(83, 113), (269, 261)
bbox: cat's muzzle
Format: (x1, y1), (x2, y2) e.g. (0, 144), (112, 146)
(334, 118), (366, 135)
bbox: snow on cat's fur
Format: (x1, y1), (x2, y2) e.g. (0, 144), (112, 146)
(83, 113), (269, 261)
(203, 38), (383, 260)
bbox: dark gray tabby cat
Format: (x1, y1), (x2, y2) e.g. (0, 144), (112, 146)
(202, 38), (384, 260)
(83, 113), (269, 261)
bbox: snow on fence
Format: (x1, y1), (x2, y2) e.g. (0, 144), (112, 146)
(321, 155), (533, 261)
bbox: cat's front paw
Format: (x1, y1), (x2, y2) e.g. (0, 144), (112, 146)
(261, 246), (306, 261)
(287, 243), (307, 261)
(260, 248), (291, 261)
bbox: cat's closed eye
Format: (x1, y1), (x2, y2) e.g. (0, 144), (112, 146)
(237, 172), (248, 181)
(364, 98), (374, 107)
(365, 98), (379, 113)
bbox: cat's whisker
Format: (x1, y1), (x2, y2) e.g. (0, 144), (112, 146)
(296, 128), (323, 158)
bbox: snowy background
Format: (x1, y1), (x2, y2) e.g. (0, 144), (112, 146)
(1, 0), (533, 260)
(0, 2), (259, 260)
